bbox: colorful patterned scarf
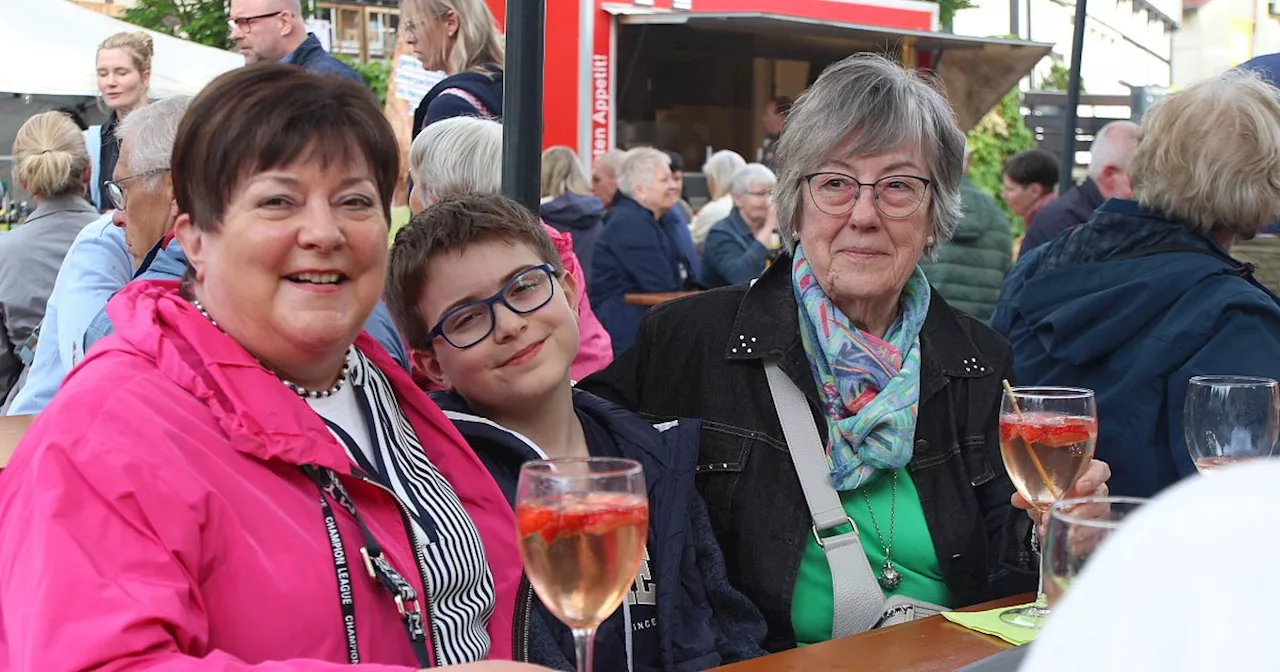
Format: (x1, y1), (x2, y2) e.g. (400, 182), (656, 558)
(792, 245), (931, 491)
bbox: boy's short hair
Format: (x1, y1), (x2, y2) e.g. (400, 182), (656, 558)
(387, 193), (565, 349)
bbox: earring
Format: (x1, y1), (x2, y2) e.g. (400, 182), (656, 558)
(926, 235), (936, 246)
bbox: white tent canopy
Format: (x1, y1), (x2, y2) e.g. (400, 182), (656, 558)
(0, 0), (243, 97)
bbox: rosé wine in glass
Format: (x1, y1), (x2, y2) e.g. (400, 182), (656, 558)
(516, 458), (647, 672)
(1000, 412), (1097, 512)
(517, 492), (648, 629)
(997, 386), (1097, 631)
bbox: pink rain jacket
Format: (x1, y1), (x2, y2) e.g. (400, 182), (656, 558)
(541, 223), (612, 380)
(0, 281), (522, 670)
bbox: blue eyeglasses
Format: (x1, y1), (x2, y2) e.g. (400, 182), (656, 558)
(427, 264), (558, 349)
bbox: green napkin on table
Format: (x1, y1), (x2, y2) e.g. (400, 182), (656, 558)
(941, 603), (1039, 646)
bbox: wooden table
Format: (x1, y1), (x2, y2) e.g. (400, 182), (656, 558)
(623, 291), (699, 307)
(714, 594), (1030, 672)
(0, 414), (34, 469)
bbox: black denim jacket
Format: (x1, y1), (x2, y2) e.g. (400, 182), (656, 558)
(580, 257), (1036, 652)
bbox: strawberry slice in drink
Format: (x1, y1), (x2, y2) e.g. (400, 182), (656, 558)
(1000, 415), (1096, 448)
(518, 494), (648, 546)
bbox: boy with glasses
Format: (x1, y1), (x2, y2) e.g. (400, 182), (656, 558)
(386, 193), (767, 671)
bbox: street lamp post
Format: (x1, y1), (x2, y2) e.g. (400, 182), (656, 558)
(1060, 0), (1087, 194)
(501, 0), (545, 213)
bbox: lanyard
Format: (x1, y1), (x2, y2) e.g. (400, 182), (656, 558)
(303, 465), (433, 667)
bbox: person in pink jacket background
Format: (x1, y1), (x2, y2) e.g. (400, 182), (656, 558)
(0, 65), (548, 671)
(405, 116), (613, 382)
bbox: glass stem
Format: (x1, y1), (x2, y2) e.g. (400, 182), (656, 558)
(1033, 521), (1049, 611)
(572, 627), (596, 672)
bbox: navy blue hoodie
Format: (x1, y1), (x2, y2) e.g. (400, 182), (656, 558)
(433, 389), (767, 671)
(992, 199), (1280, 498)
(541, 192), (605, 285)
(412, 65), (504, 137)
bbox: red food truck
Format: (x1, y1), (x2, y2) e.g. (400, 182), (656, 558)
(481, 0), (1050, 173)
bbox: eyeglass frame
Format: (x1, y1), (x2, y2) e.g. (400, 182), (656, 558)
(227, 10), (285, 32)
(426, 264), (559, 350)
(401, 10), (451, 37)
(104, 168), (169, 211)
(803, 171), (933, 219)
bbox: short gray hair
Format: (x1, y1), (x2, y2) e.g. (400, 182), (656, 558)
(616, 147), (669, 197)
(115, 95), (191, 190)
(409, 116), (502, 201)
(1130, 68), (1280, 238)
(730, 163), (776, 196)
(704, 149), (746, 199)
(1086, 121), (1139, 179)
(774, 54), (964, 258)
(594, 148), (626, 178)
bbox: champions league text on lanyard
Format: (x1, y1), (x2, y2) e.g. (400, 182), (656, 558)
(304, 465), (434, 667)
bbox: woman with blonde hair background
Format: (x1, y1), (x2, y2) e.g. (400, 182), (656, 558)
(0, 112), (97, 409)
(540, 146), (605, 283)
(86, 31), (152, 211)
(403, 0), (505, 136)
(993, 68), (1280, 499)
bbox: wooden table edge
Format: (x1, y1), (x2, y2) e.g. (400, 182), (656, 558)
(712, 593), (1033, 671)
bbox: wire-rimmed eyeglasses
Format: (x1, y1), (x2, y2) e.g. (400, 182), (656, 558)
(104, 169), (168, 211)
(803, 172), (932, 219)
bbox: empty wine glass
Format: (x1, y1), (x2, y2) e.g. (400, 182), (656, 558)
(998, 384), (1098, 630)
(1184, 376), (1280, 474)
(516, 458), (647, 672)
(1042, 496), (1148, 608)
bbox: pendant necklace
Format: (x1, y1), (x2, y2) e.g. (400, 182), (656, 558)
(860, 470), (901, 591)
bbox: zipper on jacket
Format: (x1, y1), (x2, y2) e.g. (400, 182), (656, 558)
(359, 475), (443, 668)
(512, 573), (534, 661)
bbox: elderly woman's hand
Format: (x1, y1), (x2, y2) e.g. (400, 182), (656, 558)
(1011, 459), (1113, 527)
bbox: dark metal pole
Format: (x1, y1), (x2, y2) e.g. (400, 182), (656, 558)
(1059, 0), (1087, 194)
(1009, 0), (1019, 37)
(501, 0), (545, 213)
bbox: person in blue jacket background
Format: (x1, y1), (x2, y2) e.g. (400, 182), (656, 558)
(386, 193), (768, 671)
(992, 70), (1280, 499)
(701, 163), (778, 288)
(591, 148), (699, 354)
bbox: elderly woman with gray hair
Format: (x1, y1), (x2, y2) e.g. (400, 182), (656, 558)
(581, 54), (1112, 650)
(689, 149), (747, 248)
(591, 147), (699, 354)
(702, 163), (778, 287)
(992, 69), (1280, 499)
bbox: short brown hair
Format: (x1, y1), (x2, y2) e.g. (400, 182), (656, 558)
(171, 63), (399, 232)
(387, 193), (564, 349)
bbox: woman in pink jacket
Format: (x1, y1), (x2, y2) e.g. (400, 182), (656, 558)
(405, 116), (613, 381)
(0, 65), (548, 671)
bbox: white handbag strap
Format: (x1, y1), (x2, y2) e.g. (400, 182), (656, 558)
(764, 362), (885, 637)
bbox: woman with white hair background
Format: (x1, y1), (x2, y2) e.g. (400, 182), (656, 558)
(690, 149), (747, 249)
(992, 68), (1280, 499)
(590, 147), (697, 354)
(408, 117), (613, 379)
(701, 163), (778, 288)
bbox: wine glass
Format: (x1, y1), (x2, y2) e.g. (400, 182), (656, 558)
(1042, 496), (1148, 608)
(516, 458), (648, 672)
(1184, 376), (1279, 474)
(997, 385), (1097, 629)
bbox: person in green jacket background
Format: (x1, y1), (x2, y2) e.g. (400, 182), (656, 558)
(920, 144), (1012, 323)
